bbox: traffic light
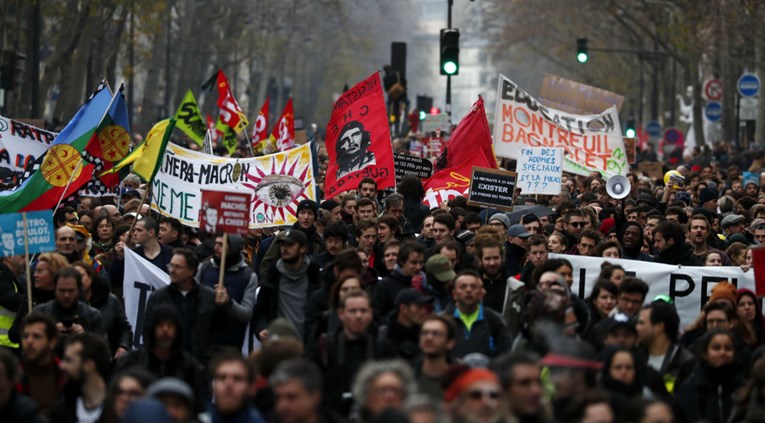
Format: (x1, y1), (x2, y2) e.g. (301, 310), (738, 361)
(416, 95), (433, 121)
(625, 117), (636, 138)
(577, 37), (588, 63)
(440, 29), (460, 75)
(0, 50), (22, 91)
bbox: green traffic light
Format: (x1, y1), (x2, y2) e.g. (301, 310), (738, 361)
(577, 53), (588, 63)
(419, 110), (426, 121)
(443, 61), (458, 75)
(625, 128), (636, 138)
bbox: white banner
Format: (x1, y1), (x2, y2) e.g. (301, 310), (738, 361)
(124, 249), (170, 348)
(551, 254), (755, 327)
(516, 146), (563, 195)
(151, 142), (317, 228)
(0, 115), (58, 174)
(493, 74), (628, 178)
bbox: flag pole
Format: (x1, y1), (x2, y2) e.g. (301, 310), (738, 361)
(22, 212), (32, 312)
(53, 158), (84, 211)
(128, 184), (151, 236)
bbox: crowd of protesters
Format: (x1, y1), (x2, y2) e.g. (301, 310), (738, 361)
(0, 140), (765, 423)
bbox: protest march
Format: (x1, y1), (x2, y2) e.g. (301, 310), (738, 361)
(1, 9), (765, 423)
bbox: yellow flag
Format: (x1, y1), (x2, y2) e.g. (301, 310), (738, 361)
(101, 118), (176, 182)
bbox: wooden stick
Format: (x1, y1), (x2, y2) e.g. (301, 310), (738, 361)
(217, 233), (228, 287)
(128, 187), (150, 237)
(22, 213), (32, 312)
(53, 158), (84, 212)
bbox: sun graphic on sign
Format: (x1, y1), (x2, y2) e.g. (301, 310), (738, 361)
(242, 155), (312, 222)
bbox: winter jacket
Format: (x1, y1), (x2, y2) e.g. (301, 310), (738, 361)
(373, 268), (425, 319)
(446, 304), (513, 359)
(258, 224), (325, 283)
(87, 277), (132, 353)
(481, 268), (510, 313)
(673, 361), (744, 423)
(640, 342), (695, 395)
(0, 391), (43, 423)
(33, 300), (107, 338)
(654, 243), (703, 266)
(379, 310), (421, 363)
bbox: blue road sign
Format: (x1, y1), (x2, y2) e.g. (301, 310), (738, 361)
(738, 73), (761, 97)
(705, 101), (722, 122)
(646, 120), (662, 138)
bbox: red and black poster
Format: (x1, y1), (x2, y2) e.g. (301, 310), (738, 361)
(324, 72), (395, 199)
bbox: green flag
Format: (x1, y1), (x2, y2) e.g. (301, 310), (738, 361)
(173, 90), (206, 146)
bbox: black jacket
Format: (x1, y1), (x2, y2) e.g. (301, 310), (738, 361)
(143, 282), (223, 363)
(8, 287), (54, 344)
(0, 391), (42, 423)
(673, 361), (744, 423)
(380, 311), (421, 363)
(654, 243), (703, 266)
(33, 300), (107, 338)
(87, 277), (132, 353)
(0, 261), (23, 314)
(373, 269), (417, 319)
(445, 304), (513, 359)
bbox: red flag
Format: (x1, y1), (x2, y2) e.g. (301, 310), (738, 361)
(270, 98), (295, 151)
(216, 70), (248, 134)
(324, 73), (395, 199)
(435, 96), (498, 171)
(422, 148), (494, 208)
(251, 98), (269, 143)
(753, 247), (765, 296)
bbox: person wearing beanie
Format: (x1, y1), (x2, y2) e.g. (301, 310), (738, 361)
(121, 398), (172, 423)
(488, 213), (510, 231)
(708, 281), (737, 308)
(443, 365), (503, 423)
(698, 188), (718, 213)
(320, 199), (342, 221)
(146, 378), (196, 423)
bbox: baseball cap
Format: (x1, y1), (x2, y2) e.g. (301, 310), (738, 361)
(425, 254), (456, 283)
(720, 214), (745, 228)
(394, 288), (433, 307)
(507, 224), (531, 238)
(603, 313), (637, 335)
(278, 228), (307, 246)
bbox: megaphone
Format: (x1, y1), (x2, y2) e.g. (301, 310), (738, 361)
(606, 175), (631, 199)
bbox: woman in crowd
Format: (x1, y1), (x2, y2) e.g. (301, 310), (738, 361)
(587, 280), (618, 330)
(673, 329), (745, 423)
(595, 240), (622, 259)
(598, 262), (626, 287)
(738, 288), (765, 348)
(547, 232), (568, 254)
(727, 241), (750, 267)
(91, 215), (116, 258)
(102, 367), (156, 423)
(599, 346), (647, 407)
(704, 250), (724, 266)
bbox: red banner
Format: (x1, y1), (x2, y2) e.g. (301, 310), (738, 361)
(270, 98), (295, 152)
(422, 148), (494, 208)
(200, 190), (252, 235)
(216, 70), (248, 134)
(324, 73), (395, 199)
(435, 96), (497, 171)
(252, 97), (269, 143)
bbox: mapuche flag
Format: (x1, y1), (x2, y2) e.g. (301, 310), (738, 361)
(435, 96), (498, 171)
(323, 72), (395, 199)
(0, 85), (116, 212)
(84, 83), (133, 188)
(269, 98), (294, 152)
(102, 118), (176, 183)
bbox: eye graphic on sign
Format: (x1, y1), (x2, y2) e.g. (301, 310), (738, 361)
(253, 174), (305, 207)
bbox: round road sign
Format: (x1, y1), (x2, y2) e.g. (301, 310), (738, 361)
(738, 73), (761, 97)
(664, 128), (684, 145)
(705, 101), (722, 122)
(646, 120), (662, 138)
(704, 79), (723, 101)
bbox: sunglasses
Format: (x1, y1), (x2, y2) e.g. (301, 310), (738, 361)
(568, 222), (586, 228)
(466, 389), (500, 400)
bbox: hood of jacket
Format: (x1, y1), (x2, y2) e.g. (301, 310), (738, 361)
(144, 303), (184, 352)
(213, 234), (245, 269)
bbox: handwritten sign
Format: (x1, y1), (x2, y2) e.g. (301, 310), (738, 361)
(394, 154), (433, 183)
(516, 147), (562, 195)
(467, 167), (516, 211)
(0, 210), (55, 257)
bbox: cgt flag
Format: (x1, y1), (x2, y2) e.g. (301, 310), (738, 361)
(252, 97), (269, 143)
(324, 72), (395, 199)
(216, 70), (248, 134)
(435, 96), (497, 171)
(270, 98), (295, 152)
(422, 148), (495, 208)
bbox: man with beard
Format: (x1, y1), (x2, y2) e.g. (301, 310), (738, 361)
(636, 302), (693, 394)
(476, 238), (509, 313)
(443, 365), (504, 423)
(652, 221), (702, 266)
(118, 304), (206, 413)
(381, 288), (432, 363)
(254, 229), (321, 340)
(314, 223), (348, 272)
(196, 234), (258, 349)
(50, 333), (111, 422)
(562, 210), (587, 255)
(335, 121), (376, 179)
(33, 267), (106, 338)
(18, 313), (65, 418)
(492, 352), (548, 423)
(688, 214), (731, 265)
(416, 314), (457, 401)
(619, 222), (654, 262)
(206, 351), (264, 423)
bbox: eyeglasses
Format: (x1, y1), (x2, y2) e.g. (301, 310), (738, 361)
(568, 222), (585, 228)
(466, 389), (500, 400)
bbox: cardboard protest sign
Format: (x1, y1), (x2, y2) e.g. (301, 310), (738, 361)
(0, 211), (55, 257)
(124, 249), (170, 347)
(200, 190), (252, 235)
(394, 154), (433, 183)
(151, 142), (316, 228)
(638, 161), (664, 180)
(324, 72), (395, 199)
(551, 253), (755, 327)
(493, 74), (628, 178)
(0, 115), (58, 175)
(624, 138), (636, 164)
(421, 137), (445, 158)
(539, 74), (624, 114)
(467, 167), (517, 211)
(516, 147), (562, 195)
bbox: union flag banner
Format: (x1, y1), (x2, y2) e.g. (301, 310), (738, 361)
(422, 148), (495, 208)
(269, 98), (295, 152)
(492, 74), (627, 178)
(216, 70), (248, 134)
(252, 97), (269, 143)
(435, 96), (497, 171)
(324, 72), (395, 199)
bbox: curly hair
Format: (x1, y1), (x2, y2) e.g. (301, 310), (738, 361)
(352, 359), (417, 409)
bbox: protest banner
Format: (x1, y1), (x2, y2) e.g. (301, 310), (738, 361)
(324, 73), (395, 199)
(516, 147), (562, 195)
(124, 249), (170, 348)
(200, 189), (252, 235)
(638, 161), (664, 180)
(0, 210), (54, 257)
(467, 167), (517, 211)
(151, 142), (316, 228)
(538, 74), (624, 114)
(421, 137), (445, 158)
(394, 154), (433, 183)
(421, 114), (451, 134)
(493, 74), (628, 179)
(550, 253), (755, 327)
(0, 114), (58, 175)
(422, 149), (494, 208)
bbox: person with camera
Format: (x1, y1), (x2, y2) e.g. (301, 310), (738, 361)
(32, 266), (106, 339)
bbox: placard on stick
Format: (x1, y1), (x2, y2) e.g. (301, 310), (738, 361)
(394, 154), (433, 183)
(0, 210), (55, 257)
(516, 147), (562, 195)
(200, 190), (252, 235)
(467, 167), (517, 212)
